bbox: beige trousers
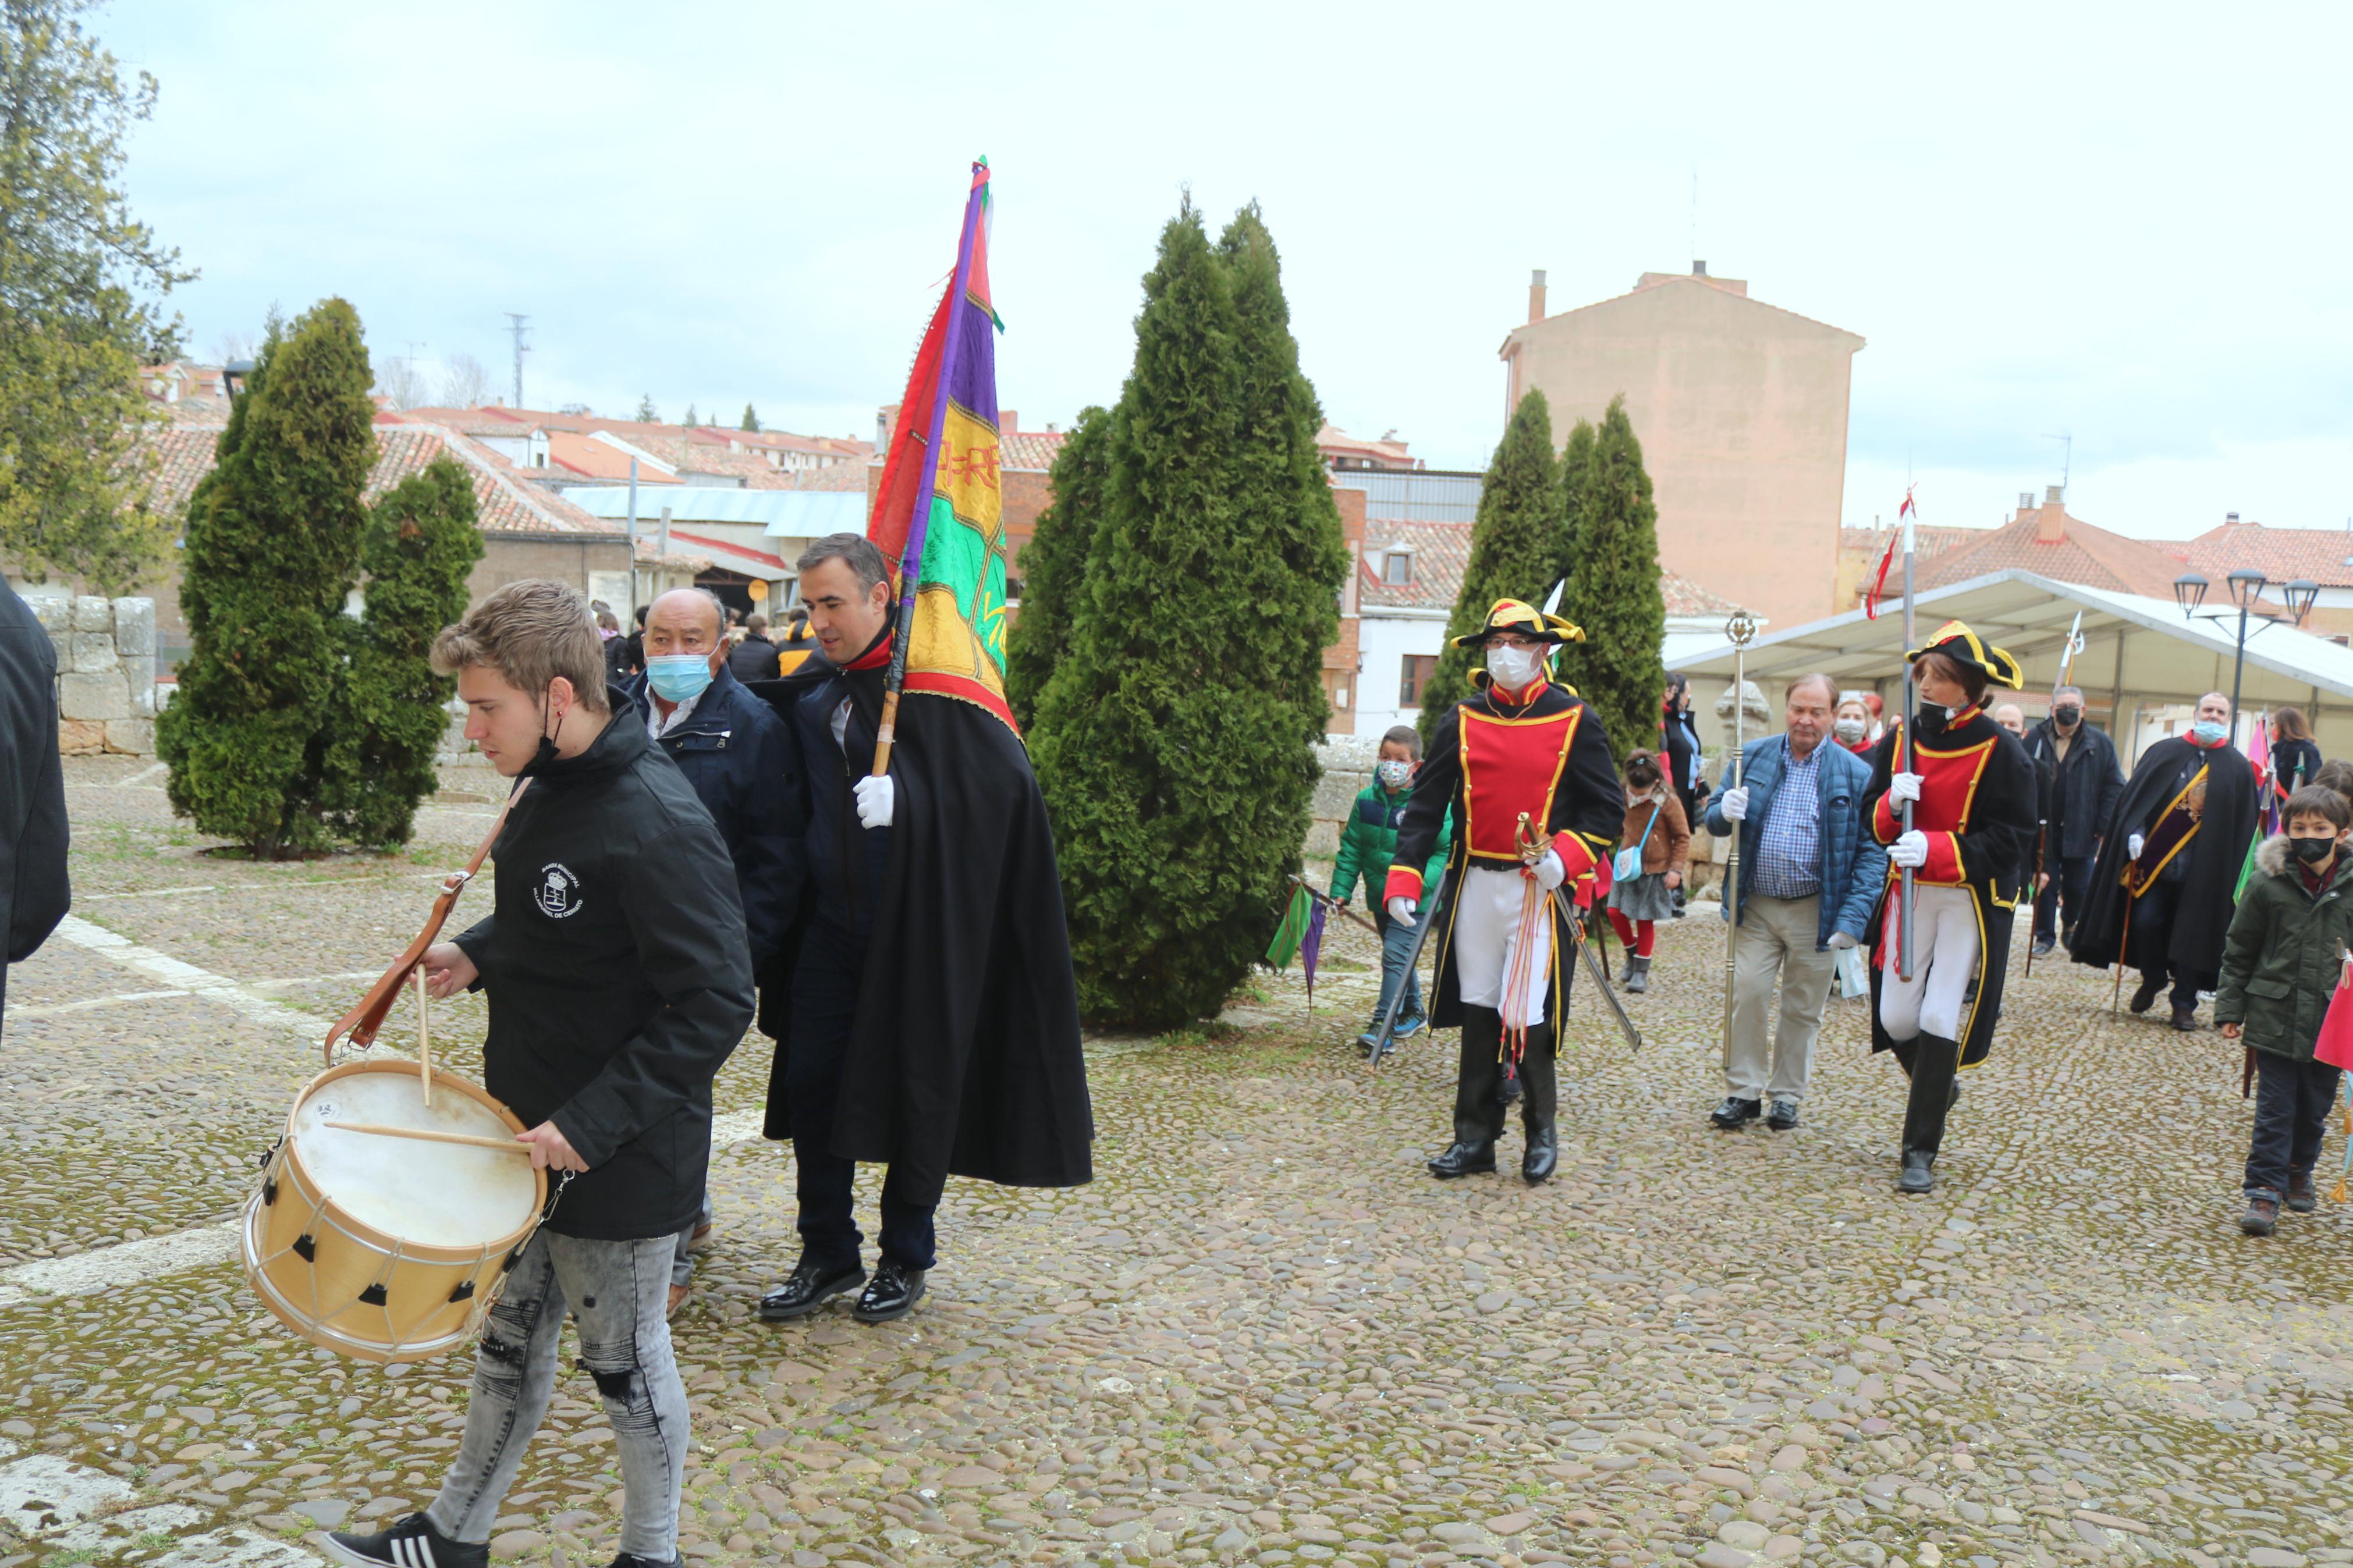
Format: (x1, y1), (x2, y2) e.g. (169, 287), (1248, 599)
(1725, 893), (1836, 1103)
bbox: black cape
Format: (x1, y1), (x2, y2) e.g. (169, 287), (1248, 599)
(2069, 735), (2259, 986)
(1859, 706), (2039, 1066)
(0, 580), (69, 1022)
(751, 672), (1093, 1203)
(1391, 678), (1623, 1039)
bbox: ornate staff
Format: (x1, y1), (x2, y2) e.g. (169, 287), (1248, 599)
(1898, 495), (1919, 982)
(1718, 611), (1759, 1046)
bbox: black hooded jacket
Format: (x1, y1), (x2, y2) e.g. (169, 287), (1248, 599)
(453, 696), (755, 1240)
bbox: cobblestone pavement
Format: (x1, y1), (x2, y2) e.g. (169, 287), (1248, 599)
(5, 758), (2353, 1567)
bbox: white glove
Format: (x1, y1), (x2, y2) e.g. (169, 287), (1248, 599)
(1718, 786), (1749, 822)
(2128, 833), (2145, 861)
(1889, 830), (1929, 869)
(1889, 771), (1923, 805)
(1386, 896), (1418, 925)
(1827, 931), (1859, 950)
(853, 773), (895, 829)
(1532, 849), (1567, 891)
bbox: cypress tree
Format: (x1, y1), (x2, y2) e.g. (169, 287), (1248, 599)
(1218, 202), (1347, 742)
(1556, 415), (1595, 592)
(158, 298), (377, 856)
(1417, 388), (1564, 746)
(1004, 403), (1110, 730)
(1561, 396), (1666, 765)
(320, 458), (484, 847)
(1029, 198), (1343, 1029)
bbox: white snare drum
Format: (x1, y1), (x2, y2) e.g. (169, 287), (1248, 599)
(243, 1059), (546, 1364)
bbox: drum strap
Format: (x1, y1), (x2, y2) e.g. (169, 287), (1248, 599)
(324, 779), (530, 1065)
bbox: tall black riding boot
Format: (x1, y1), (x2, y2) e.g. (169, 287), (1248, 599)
(1517, 1026), (1559, 1185)
(1897, 1032), (1960, 1193)
(1430, 1007), (1506, 1179)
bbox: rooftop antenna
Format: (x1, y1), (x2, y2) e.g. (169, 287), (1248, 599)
(1690, 163), (1698, 266)
(503, 312), (531, 409)
(2043, 431), (2072, 498)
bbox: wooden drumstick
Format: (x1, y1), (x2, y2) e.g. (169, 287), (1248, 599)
(414, 968), (432, 1111)
(324, 1120), (533, 1155)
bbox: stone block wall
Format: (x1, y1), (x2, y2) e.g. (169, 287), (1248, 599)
(1306, 734), (1382, 859)
(29, 594), (160, 755)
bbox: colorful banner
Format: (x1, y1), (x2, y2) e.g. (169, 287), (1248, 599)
(868, 161), (1015, 731)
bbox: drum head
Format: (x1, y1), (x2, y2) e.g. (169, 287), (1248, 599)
(290, 1068), (539, 1247)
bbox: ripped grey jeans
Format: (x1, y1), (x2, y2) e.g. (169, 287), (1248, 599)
(425, 1230), (688, 1562)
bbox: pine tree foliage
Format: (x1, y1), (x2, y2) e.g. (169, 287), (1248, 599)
(682, 403), (698, 427)
(1004, 403), (1109, 730)
(1028, 199), (1346, 1029)
(1416, 389), (1564, 746)
(1559, 396), (1665, 767)
(320, 458), (483, 847)
(157, 298), (378, 856)
(740, 403), (760, 432)
(0, 0), (192, 591)
(634, 393), (657, 422)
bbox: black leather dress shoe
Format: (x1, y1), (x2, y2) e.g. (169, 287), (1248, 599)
(2171, 1005), (2201, 1032)
(1522, 1127), (1557, 1185)
(2129, 977), (2163, 1015)
(1709, 1096), (1761, 1130)
(852, 1260), (928, 1323)
(758, 1258), (865, 1321)
(1766, 1097), (1800, 1130)
(1427, 1142), (1496, 1179)
(1897, 1151), (1936, 1194)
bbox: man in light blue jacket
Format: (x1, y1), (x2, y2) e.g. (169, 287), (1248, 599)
(1702, 673), (1888, 1131)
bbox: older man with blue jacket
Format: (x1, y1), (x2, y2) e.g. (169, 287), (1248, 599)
(1703, 672), (1887, 1131)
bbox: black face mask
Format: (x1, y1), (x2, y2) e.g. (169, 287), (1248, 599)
(2290, 835), (2338, 865)
(517, 692), (568, 778)
(2053, 705), (2082, 727)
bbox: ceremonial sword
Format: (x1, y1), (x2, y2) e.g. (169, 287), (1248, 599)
(1518, 813), (1645, 1054)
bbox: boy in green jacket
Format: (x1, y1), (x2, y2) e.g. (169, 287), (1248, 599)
(1333, 726), (1453, 1054)
(2216, 784), (2353, 1236)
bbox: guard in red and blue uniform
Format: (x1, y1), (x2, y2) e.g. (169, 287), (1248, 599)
(1386, 600), (1622, 1185)
(1860, 621), (2038, 1194)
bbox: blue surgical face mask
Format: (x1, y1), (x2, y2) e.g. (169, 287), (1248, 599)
(2192, 720), (2228, 746)
(646, 652), (715, 705)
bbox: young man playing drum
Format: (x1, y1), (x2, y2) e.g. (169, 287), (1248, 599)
(325, 580), (755, 1568)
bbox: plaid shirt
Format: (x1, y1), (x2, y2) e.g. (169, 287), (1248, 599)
(1749, 741), (1823, 899)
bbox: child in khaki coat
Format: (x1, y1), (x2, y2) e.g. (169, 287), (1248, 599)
(2216, 784), (2353, 1235)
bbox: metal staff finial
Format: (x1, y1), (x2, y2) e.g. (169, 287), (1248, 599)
(1725, 610), (1758, 648)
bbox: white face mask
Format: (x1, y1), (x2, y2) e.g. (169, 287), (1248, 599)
(1485, 644), (1544, 691)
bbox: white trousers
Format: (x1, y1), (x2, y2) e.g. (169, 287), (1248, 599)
(1451, 865), (1553, 1029)
(1878, 883), (1980, 1042)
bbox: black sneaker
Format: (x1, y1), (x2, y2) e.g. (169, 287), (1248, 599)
(1709, 1096), (1761, 1130)
(2288, 1172), (2319, 1213)
(323, 1512), (487, 1568)
(2242, 1196), (2280, 1236)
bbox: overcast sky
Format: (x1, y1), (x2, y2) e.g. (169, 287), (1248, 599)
(104, 1), (2352, 543)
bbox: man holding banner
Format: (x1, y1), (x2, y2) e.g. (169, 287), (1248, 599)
(755, 161), (1093, 1327)
(2072, 691), (2260, 1032)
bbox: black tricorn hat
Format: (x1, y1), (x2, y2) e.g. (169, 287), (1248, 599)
(1905, 619), (2025, 691)
(1449, 598), (1584, 649)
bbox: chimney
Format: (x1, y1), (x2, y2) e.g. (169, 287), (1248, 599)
(2017, 492), (2034, 519)
(2036, 487), (2068, 545)
(2226, 510), (2240, 524)
(2046, 484), (2064, 504)
(1528, 269), (1547, 324)
(1693, 260), (1708, 277)
(998, 408), (1017, 436)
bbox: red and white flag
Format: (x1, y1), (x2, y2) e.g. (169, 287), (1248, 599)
(1862, 489), (1915, 622)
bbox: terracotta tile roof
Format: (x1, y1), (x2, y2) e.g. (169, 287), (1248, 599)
(385, 405), (870, 467)
(1662, 570), (1745, 618)
(1355, 519), (1751, 622)
(1001, 430), (1067, 471)
(2178, 520), (2353, 589)
(1317, 422), (1418, 469)
(1908, 504), (2191, 600)
(1360, 521), (1468, 611)
(1839, 522), (1986, 560)
(130, 422), (628, 538)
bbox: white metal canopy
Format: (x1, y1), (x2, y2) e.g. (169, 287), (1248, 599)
(1666, 569), (2353, 715)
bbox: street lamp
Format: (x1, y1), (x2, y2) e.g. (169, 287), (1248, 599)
(2173, 566), (2323, 739)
